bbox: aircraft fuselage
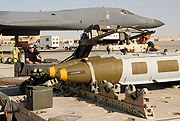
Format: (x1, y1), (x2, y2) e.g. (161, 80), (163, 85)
(0, 7), (164, 35)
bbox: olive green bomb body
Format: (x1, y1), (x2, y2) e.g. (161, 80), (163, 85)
(46, 56), (101, 78)
(55, 57), (123, 84)
(52, 53), (180, 85)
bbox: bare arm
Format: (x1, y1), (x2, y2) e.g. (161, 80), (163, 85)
(25, 58), (33, 64)
(37, 54), (44, 62)
(149, 45), (161, 51)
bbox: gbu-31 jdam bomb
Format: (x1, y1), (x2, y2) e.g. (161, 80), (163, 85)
(54, 52), (180, 85)
(47, 56), (102, 78)
(55, 56), (122, 84)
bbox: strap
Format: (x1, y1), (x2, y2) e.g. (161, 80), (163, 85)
(83, 58), (98, 93)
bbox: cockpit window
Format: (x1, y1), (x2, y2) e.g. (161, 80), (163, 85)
(120, 9), (134, 15)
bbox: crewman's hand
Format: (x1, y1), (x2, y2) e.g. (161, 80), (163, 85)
(40, 57), (44, 62)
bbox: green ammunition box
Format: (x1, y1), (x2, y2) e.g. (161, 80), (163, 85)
(26, 86), (53, 111)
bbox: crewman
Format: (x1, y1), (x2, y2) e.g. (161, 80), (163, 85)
(25, 43), (44, 64)
(137, 34), (161, 51)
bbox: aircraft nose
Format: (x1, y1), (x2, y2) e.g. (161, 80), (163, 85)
(153, 19), (165, 28)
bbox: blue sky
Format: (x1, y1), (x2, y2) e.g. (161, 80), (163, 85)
(0, 0), (179, 38)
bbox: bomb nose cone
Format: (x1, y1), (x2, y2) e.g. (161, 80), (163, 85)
(55, 68), (68, 81)
(153, 19), (165, 28)
(46, 66), (56, 78)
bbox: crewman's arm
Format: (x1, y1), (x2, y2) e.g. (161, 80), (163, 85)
(149, 45), (161, 51)
(147, 41), (161, 51)
(37, 54), (44, 62)
(34, 49), (44, 62)
(25, 58), (33, 64)
(25, 50), (33, 64)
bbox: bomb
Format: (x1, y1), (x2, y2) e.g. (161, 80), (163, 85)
(55, 56), (123, 84)
(53, 53), (180, 85)
(46, 56), (101, 78)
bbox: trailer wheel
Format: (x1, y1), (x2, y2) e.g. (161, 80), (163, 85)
(7, 57), (13, 63)
(46, 45), (50, 49)
(69, 47), (72, 50)
(53, 47), (56, 49)
(0, 57), (4, 63)
(41, 47), (43, 49)
(13, 58), (18, 63)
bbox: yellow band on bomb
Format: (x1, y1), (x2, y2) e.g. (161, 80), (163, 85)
(49, 66), (55, 78)
(60, 68), (67, 81)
